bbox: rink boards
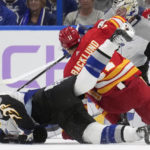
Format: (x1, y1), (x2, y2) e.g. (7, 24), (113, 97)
(0, 26), (66, 92)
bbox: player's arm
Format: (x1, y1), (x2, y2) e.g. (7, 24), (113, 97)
(0, 95), (47, 143)
(74, 18), (135, 96)
(143, 42), (150, 85)
(144, 42), (150, 60)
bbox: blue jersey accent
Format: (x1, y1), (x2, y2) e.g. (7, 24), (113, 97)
(127, 112), (135, 121)
(132, 15), (141, 27)
(138, 6), (145, 16)
(101, 125), (118, 144)
(0, 0), (27, 22)
(62, 49), (71, 58)
(77, 24), (92, 36)
(0, 5), (17, 25)
(85, 55), (105, 78)
(24, 89), (39, 104)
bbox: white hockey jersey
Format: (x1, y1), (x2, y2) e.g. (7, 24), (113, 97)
(118, 35), (149, 67)
(104, 8), (150, 41)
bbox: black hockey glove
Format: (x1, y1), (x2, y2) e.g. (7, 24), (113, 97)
(0, 129), (9, 143)
(33, 126), (47, 143)
(17, 126), (47, 144)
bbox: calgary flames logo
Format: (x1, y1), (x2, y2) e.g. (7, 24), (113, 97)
(0, 104), (22, 120)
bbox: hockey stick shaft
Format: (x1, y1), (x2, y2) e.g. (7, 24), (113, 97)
(0, 61), (57, 85)
(17, 55), (68, 91)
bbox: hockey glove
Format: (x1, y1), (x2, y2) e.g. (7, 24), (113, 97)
(62, 49), (71, 58)
(0, 129), (9, 143)
(17, 126), (47, 144)
(76, 24), (89, 36)
(33, 126), (47, 143)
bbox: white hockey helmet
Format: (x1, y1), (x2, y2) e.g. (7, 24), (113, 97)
(109, 16), (135, 44)
(112, 0), (139, 20)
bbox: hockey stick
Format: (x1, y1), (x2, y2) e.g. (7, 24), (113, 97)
(0, 61), (60, 85)
(17, 54), (68, 91)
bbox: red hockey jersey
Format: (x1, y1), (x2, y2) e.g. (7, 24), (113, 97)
(88, 51), (141, 100)
(63, 21), (117, 77)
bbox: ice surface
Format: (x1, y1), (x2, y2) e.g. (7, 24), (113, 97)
(0, 136), (150, 150)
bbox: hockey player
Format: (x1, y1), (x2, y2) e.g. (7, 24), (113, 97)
(60, 17), (149, 80)
(87, 20), (150, 125)
(59, 15), (150, 128)
(100, 0), (150, 122)
(0, 50), (150, 144)
(104, 0), (150, 41)
(59, 15), (136, 138)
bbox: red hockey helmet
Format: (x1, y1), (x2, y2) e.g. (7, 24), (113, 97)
(59, 26), (80, 49)
(142, 8), (150, 21)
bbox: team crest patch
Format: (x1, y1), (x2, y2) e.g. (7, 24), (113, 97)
(0, 104), (22, 120)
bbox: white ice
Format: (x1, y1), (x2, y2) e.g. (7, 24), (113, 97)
(0, 134), (150, 150)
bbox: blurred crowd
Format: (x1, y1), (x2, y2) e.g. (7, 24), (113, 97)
(0, 0), (150, 25)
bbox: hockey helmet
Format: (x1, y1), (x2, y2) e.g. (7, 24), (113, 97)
(112, 0), (139, 20)
(59, 26), (80, 49)
(142, 8), (150, 21)
(108, 16), (135, 44)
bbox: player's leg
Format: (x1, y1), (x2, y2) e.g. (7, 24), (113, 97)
(58, 101), (147, 144)
(82, 122), (144, 144)
(135, 102), (150, 125)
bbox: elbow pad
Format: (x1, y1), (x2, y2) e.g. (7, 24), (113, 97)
(99, 39), (119, 57)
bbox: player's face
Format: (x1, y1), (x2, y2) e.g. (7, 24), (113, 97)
(66, 48), (76, 56)
(116, 7), (127, 18)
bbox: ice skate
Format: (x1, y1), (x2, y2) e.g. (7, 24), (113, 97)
(137, 125), (150, 144)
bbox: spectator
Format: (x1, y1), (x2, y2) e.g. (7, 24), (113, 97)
(94, 0), (113, 13)
(46, 0), (78, 21)
(145, 0), (150, 8)
(46, 0), (56, 16)
(63, 0), (78, 17)
(0, 5), (17, 25)
(0, 0), (27, 23)
(137, 0), (145, 7)
(20, 0), (56, 25)
(63, 0), (104, 25)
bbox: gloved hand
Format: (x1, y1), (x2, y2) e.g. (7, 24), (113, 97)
(18, 134), (31, 144)
(0, 129), (9, 143)
(62, 49), (71, 58)
(33, 126), (47, 143)
(76, 24), (89, 36)
(17, 126), (47, 144)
